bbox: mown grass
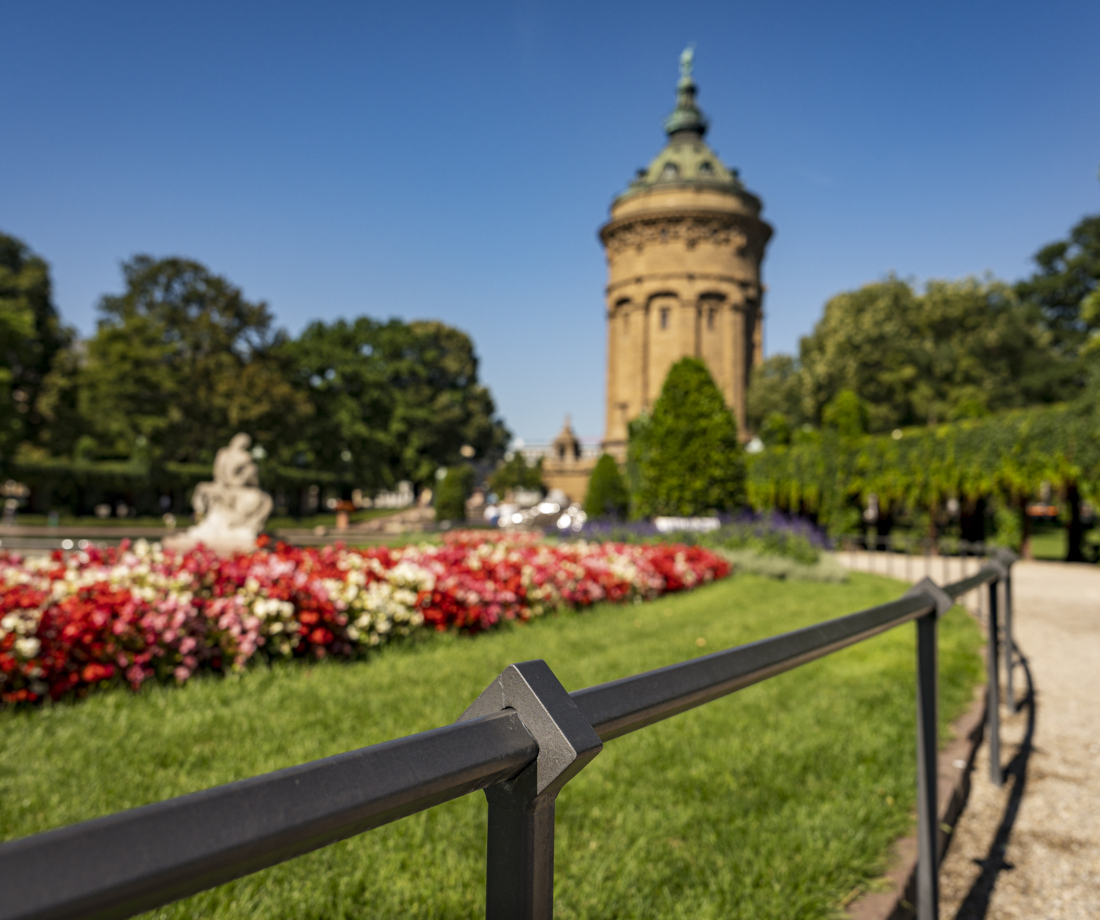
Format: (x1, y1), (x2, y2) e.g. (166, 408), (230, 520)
(1027, 522), (1065, 561)
(0, 573), (983, 919)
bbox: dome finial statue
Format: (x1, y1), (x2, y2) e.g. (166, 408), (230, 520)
(679, 45), (695, 83)
(664, 45), (707, 137)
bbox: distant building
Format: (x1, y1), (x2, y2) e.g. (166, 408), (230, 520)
(531, 417), (601, 504)
(543, 48), (773, 501)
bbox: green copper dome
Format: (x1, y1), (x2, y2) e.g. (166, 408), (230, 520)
(616, 48), (752, 204)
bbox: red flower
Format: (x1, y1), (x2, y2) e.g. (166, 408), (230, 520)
(0, 534), (729, 707)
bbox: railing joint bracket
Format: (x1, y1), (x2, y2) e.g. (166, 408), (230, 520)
(460, 659), (603, 797)
(905, 577), (953, 618)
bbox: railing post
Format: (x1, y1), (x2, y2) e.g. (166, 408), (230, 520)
(987, 575), (1003, 787)
(916, 611), (940, 920)
(906, 578), (951, 920)
(1003, 562), (1016, 715)
(960, 542), (967, 605)
(460, 660), (603, 920)
(484, 773), (558, 919)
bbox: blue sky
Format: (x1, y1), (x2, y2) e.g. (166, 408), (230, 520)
(3, 0), (1098, 444)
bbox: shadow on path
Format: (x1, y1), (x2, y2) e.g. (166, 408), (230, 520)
(952, 646), (1036, 920)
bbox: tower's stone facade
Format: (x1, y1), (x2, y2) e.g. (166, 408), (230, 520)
(599, 50), (773, 459)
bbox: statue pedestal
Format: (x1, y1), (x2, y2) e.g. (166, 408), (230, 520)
(163, 506), (262, 556)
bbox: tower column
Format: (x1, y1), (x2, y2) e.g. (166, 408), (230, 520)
(604, 302), (620, 446)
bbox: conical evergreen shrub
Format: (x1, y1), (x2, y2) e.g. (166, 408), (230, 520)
(629, 357), (745, 518)
(584, 454), (628, 518)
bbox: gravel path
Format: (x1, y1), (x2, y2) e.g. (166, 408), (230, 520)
(837, 552), (1100, 919)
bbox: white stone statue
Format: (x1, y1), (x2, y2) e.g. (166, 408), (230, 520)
(165, 433), (273, 555)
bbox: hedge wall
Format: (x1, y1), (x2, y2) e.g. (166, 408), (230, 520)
(746, 402), (1100, 558)
(8, 457), (356, 518)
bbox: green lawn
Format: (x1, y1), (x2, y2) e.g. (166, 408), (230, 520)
(0, 573), (983, 919)
(1026, 523), (1100, 562)
(1028, 522), (1065, 561)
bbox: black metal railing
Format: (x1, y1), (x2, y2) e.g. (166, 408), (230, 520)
(836, 538), (1017, 715)
(0, 550), (1019, 920)
(838, 532), (993, 585)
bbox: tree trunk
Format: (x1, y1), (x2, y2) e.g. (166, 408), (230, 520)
(874, 510), (893, 553)
(927, 504), (939, 556)
(1019, 496), (1033, 560)
(1065, 482), (1085, 562)
(960, 496), (986, 544)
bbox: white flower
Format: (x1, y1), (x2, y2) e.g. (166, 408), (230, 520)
(15, 637), (41, 658)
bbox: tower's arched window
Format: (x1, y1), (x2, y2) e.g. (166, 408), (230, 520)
(660, 162), (679, 179)
(660, 307), (670, 329)
(698, 160), (714, 176)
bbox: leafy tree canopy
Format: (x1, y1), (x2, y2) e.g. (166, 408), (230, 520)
(1083, 286), (1100, 357)
(746, 354), (805, 434)
(0, 232), (71, 460)
(286, 318), (509, 490)
(822, 389), (868, 439)
(63, 256), (308, 464)
(629, 358), (744, 518)
(489, 452), (543, 498)
(23, 252), (508, 498)
(1017, 214), (1100, 353)
(796, 276), (1068, 432)
(758, 412), (793, 447)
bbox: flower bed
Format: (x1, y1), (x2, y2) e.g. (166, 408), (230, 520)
(0, 532), (729, 706)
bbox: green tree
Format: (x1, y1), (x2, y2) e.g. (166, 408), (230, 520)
(33, 342), (86, 459)
(489, 452), (543, 498)
(1082, 286), (1100, 356)
(746, 354), (805, 434)
(285, 318), (509, 490)
(375, 320), (508, 486)
(0, 232), (72, 464)
(798, 276), (1066, 431)
(822, 389), (868, 439)
(629, 358), (744, 518)
(758, 412), (792, 446)
(434, 465), (474, 522)
(67, 256), (308, 463)
(583, 454), (628, 518)
(1017, 213), (1100, 354)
